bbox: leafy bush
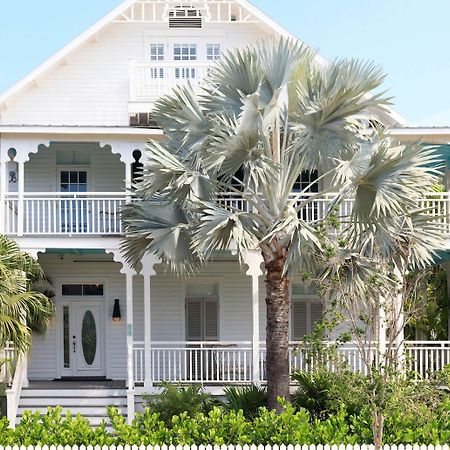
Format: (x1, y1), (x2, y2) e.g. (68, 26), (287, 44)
(142, 382), (218, 426)
(0, 402), (448, 445)
(224, 384), (267, 418)
(1, 372), (450, 446)
(292, 369), (370, 419)
(3, 407), (111, 446)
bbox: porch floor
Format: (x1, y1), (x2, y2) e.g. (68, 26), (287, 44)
(26, 380), (126, 390)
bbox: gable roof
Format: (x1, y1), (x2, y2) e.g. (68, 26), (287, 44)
(0, 0), (404, 126)
(0, 0), (315, 110)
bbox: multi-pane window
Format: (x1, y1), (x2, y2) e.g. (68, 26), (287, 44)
(173, 43), (197, 61)
(60, 170), (87, 193)
(62, 284), (104, 296)
(293, 170), (319, 193)
(207, 43), (221, 60)
(150, 44), (164, 61)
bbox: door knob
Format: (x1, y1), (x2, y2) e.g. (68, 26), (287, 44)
(73, 335), (76, 353)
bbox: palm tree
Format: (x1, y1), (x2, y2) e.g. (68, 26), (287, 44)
(0, 235), (54, 354)
(121, 38), (434, 411)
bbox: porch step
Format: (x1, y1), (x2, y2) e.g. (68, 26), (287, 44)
(16, 388), (127, 427)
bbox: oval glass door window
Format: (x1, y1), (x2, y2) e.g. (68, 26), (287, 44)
(81, 311), (97, 365)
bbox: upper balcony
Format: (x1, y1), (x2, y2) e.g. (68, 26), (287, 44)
(3, 191), (450, 240)
(128, 59), (211, 115)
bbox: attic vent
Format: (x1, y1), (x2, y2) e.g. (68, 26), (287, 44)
(129, 113), (159, 128)
(169, 6), (202, 28)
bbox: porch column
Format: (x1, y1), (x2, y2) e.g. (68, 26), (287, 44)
(0, 141), (8, 234)
(125, 268), (136, 423)
(110, 249), (137, 424)
(244, 250), (263, 386)
(16, 156), (26, 237)
(141, 253), (159, 388)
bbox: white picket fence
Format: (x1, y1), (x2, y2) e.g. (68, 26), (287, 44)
(0, 445), (447, 450)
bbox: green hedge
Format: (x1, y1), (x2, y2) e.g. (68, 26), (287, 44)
(0, 401), (449, 446)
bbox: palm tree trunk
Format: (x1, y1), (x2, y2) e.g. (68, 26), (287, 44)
(265, 253), (291, 412)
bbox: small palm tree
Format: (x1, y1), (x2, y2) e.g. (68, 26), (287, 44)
(121, 38), (438, 411)
(0, 235), (54, 354)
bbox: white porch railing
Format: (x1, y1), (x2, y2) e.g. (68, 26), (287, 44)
(2, 191), (449, 237)
(129, 60), (211, 102)
(219, 192), (450, 234)
(406, 341), (450, 379)
(5, 192), (127, 236)
(132, 340), (450, 385)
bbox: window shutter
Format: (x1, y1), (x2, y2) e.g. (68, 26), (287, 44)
(204, 299), (218, 341)
(310, 302), (323, 331)
(186, 299), (202, 341)
(293, 302), (308, 340)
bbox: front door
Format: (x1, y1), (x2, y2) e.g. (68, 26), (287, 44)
(61, 296), (105, 378)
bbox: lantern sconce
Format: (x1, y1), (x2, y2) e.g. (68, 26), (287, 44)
(112, 298), (121, 322)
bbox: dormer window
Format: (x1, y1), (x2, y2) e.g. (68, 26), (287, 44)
(169, 6), (202, 28)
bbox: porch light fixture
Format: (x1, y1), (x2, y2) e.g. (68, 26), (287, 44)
(112, 298), (121, 322)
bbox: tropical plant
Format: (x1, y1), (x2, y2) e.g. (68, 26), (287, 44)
(224, 384), (267, 418)
(292, 369), (370, 419)
(0, 235), (54, 353)
(120, 36), (432, 411)
(142, 382), (218, 426)
(313, 142), (444, 449)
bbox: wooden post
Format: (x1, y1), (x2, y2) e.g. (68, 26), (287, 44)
(244, 250), (263, 386)
(125, 270), (135, 423)
(141, 253), (159, 388)
(0, 141), (8, 234)
(17, 159), (25, 236)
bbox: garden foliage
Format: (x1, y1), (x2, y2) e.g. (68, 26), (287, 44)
(1, 370), (449, 446)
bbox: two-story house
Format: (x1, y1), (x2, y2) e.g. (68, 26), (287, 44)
(1, 0), (449, 427)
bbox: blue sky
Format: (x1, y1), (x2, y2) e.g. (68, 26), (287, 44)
(1, 0), (449, 125)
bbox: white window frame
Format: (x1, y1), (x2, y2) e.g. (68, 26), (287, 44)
(56, 166), (91, 193)
(206, 43), (221, 61)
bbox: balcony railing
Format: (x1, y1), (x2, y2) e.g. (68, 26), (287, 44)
(129, 60), (211, 102)
(3, 191), (449, 237)
(133, 340), (450, 384)
(4, 192), (127, 236)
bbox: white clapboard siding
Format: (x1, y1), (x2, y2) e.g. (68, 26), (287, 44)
(28, 256), (269, 381)
(24, 142), (124, 193)
(2, 22), (267, 126)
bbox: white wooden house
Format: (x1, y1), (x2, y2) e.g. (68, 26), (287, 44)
(0, 0), (449, 427)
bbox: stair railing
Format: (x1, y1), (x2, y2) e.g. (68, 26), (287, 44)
(5, 351), (27, 429)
